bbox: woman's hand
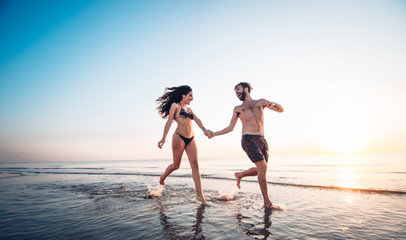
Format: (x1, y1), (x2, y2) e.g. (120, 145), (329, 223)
(158, 139), (165, 149)
(204, 130), (214, 139)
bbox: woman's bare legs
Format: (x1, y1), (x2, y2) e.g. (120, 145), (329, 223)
(159, 134), (185, 185)
(185, 139), (207, 204)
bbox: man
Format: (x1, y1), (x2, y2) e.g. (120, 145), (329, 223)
(208, 82), (283, 208)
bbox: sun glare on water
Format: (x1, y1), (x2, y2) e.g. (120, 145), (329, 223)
(335, 153), (360, 189)
(338, 166), (360, 189)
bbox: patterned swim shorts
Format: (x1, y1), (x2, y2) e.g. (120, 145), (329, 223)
(241, 134), (269, 163)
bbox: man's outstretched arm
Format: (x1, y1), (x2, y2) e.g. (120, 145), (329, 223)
(210, 107), (239, 138)
(261, 98), (284, 113)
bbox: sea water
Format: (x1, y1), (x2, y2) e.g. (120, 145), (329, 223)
(1, 153), (405, 239)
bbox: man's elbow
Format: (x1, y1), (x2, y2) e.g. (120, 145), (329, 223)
(225, 126), (234, 133)
(229, 126), (236, 132)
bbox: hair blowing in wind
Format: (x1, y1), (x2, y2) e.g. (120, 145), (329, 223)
(156, 85), (192, 118)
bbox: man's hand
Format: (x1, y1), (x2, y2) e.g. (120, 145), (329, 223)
(204, 130), (214, 139)
(266, 102), (283, 113)
(267, 102), (276, 109)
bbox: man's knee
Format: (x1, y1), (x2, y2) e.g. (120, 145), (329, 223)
(254, 160), (267, 170)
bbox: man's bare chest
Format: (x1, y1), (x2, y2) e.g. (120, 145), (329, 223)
(237, 105), (264, 119)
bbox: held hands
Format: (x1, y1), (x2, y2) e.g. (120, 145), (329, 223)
(203, 129), (215, 139)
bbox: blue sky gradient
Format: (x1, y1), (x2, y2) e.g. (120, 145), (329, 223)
(1, 0), (406, 162)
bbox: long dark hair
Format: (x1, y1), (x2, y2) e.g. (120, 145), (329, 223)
(156, 85), (192, 118)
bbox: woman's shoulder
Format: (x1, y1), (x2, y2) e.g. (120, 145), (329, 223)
(170, 102), (181, 109)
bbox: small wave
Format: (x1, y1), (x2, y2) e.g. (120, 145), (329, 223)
(2, 169), (405, 195)
(265, 181), (406, 195)
(0, 167), (104, 170)
(36, 167), (105, 170)
(0, 167), (32, 170)
(0, 173), (22, 179)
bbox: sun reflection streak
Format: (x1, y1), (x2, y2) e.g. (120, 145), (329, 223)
(344, 195), (354, 203)
(338, 166), (360, 189)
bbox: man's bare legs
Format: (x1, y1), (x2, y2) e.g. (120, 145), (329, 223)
(159, 134), (184, 185)
(185, 140), (208, 205)
(254, 160), (272, 208)
(235, 161), (272, 207)
(234, 160), (272, 208)
(235, 167), (257, 188)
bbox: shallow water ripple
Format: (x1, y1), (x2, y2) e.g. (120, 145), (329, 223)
(1, 171), (406, 239)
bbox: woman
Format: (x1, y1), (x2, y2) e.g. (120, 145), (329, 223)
(156, 85), (209, 204)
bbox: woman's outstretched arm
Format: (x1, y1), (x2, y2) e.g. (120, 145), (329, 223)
(158, 103), (178, 148)
(191, 110), (210, 136)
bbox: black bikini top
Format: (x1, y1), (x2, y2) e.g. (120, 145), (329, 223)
(179, 106), (194, 119)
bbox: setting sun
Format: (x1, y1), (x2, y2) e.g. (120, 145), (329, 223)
(322, 129), (368, 154)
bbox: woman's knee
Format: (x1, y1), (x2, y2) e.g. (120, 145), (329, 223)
(172, 163), (181, 170)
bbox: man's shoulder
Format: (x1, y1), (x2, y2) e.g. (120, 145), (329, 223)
(234, 104), (244, 111)
(256, 98), (268, 103)
(256, 98), (270, 107)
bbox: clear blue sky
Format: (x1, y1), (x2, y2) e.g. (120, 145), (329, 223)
(1, 0), (406, 163)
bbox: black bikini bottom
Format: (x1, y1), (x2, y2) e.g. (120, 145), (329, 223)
(176, 133), (194, 147)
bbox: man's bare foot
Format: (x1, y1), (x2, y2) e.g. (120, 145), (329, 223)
(235, 172), (242, 189)
(264, 201), (283, 210)
(196, 195), (208, 205)
(270, 205), (283, 210)
(264, 200), (273, 209)
(159, 175), (165, 185)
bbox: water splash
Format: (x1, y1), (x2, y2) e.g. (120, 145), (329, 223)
(218, 184), (238, 201)
(270, 204), (285, 211)
(148, 184), (165, 197)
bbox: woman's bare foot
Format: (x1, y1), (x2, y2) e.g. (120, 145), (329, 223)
(159, 175), (165, 185)
(196, 195), (208, 205)
(235, 172), (242, 189)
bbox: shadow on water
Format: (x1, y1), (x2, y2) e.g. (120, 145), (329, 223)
(236, 207), (273, 240)
(157, 200), (206, 240)
(192, 205), (206, 239)
(65, 181), (276, 239)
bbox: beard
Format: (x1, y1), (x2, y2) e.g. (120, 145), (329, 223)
(237, 91), (246, 101)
